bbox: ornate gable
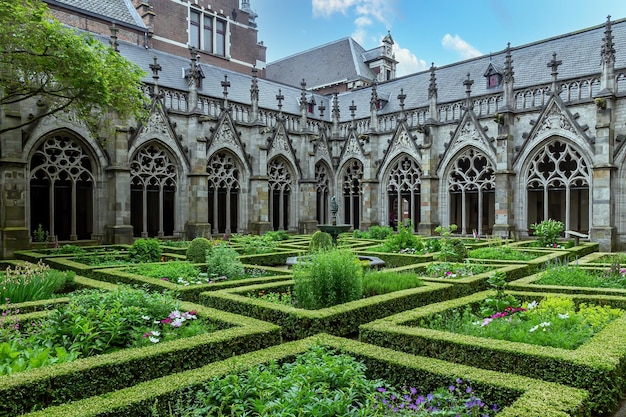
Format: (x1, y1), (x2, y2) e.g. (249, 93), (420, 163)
(514, 94), (592, 164)
(132, 100), (190, 170)
(313, 131), (332, 167)
(338, 130), (365, 168)
(266, 122), (302, 176)
(377, 122), (421, 177)
(439, 110), (495, 170)
(207, 112), (252, 171)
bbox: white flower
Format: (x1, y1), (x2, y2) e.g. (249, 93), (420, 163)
(540, 321), (551, 327)
(558, 313), (569, 319)
(151, 330), (161, 336)
(149, 336), (160, 343)
(526, 301), (539, 310)
(141, 315), (151, 321)
(529, 325), (539, 333)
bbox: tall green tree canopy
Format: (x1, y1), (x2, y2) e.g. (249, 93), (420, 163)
(0, 0), (148, 135)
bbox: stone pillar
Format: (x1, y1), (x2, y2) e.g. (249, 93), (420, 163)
(104, 126), (134, 244)
(360, 179), (378, 230)
(590, 105), (617, 251)
(185, 129), (211, 239)
(0, 163), (30, 258)
(248, 143), (270, 234)
(298, 179), (317, 233)
(418, 130), (439, 236)
(492, 114), (516, 239)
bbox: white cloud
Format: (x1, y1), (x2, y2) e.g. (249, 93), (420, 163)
(393, 43), (428, 77)
(441, 34), (482, 60)
(312, 0), (359, 17)
(313, 0), (392, 44)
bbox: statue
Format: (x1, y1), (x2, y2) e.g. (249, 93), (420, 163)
(330, 195), (338, 225)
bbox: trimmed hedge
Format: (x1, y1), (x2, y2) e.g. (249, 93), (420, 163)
(0, 299), (281, 416)
(238, 249), (305, 266)
(509, 266), (626, 296)
(355, 249), (434, 267)
(89, 264), (292, 302)
(13, 245), (131, 263)
(360, 290), (626, 414)
(21, 334), (590, 417)
(199, 279), (451, 340)
(387, 262), (531, 299)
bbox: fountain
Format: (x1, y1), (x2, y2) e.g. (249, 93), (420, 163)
(317, 195), (352, 246)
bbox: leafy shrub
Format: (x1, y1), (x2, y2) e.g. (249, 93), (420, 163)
(186, 237), (212, 263)
(309, 231), (332, 252)
(0, 340), (79, 376)
(362, 270), (424, 296)
(32, 224), (49, 242)
(467, 246), (536, 261)
(128, 238), (161, 263)
(205, 243), (244, 279)
(0, 261), (73, 303)
(231, 234), (280, 255)
(52, 244), (86, 255)
(381, 221), (424, 253)
(434, 224), (467, 262)
(293, 249), (363, 309)
(263, 230), (291, 241)
(480, 271), (520, 317)
(536, 264), (626, 288)
(530, 218), (564, 247)
(127, 261), (200, 282)
(353, 226), (394, 240)
(424, 261), (491, 278)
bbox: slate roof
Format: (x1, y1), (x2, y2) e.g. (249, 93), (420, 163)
(265, 38), (376, 90)
(107, 17), (625, 124)
(45, 0), (146, 29)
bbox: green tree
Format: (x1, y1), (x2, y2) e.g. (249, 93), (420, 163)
(0, 0), (148, 135)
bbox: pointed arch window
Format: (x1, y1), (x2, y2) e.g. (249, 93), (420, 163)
(207, 152), (240, 234)
(342, 159), (363, 230)
(387, 155), (421, 231)
(315, 163), (331, 225)
(268, 158), (292, 231)
(130, 143), (177, 237)
(448, 148), (495, 235)
(526, 139), (590, 233)
(30, 134), (94, 241)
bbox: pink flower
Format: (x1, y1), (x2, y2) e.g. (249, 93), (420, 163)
(161, 317), (172, 324)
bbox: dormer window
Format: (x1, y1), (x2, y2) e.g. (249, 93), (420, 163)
(306, 94), (316, 114)
(484, 62), (503, 89)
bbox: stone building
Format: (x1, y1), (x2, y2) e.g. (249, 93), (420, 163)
(1, 1), (626, 257)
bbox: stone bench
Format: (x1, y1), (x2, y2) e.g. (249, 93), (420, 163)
(565, 230), (589, 246)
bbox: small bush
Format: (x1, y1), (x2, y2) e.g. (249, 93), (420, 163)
(293, 249), (363, 309)
(186, 237), (212, 263)
(362, 270), (424, 296)
(263, 230), (291, 241)
(530, 218), (564, 247)
(353, 226), (394, 240)
(309, 231), (332, 252)
(0, 261), (73, 303)
(128, 238), (162, 263)
(206, 243), (244, 279)
(382, 221), (424, 253)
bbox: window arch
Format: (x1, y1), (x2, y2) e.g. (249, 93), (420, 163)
(130, 143), (177, 237)
(526, 139), (590, 233)
(268, 158), (292, 231)
(207, 151), (241, 234)
(30, 133), (95, 241)
(448, 148), (495, 235)
(315, 163), (331, 225)
(386, 155), (422, 231)
(342, 159), (363, 229)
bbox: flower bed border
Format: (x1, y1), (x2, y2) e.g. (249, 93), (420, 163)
(360, 290), (626, 414)
(89, 264), (292, 302)
(198, 280), (451, 340)
(0, 279), (281, 417)
(509, 266), (626, 296)
(20, 334), (589, 417)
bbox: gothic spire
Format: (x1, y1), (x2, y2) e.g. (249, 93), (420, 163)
(428, 63), (437, 99)
(503, 43), (514, 83)
(547, 52), (562, 93)
(601, 15), (616, 65)
(250, 65), (259, 101)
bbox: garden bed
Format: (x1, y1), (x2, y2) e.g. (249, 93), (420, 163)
(19, 334), (590, 417)
(360, 290), (626, 414)
(13, 245), (131, 263)
(198, 279), (451, 340)
(0, 288), (281, 417)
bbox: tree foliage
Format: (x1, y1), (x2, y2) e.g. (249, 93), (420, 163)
(0, 0), (148, 135)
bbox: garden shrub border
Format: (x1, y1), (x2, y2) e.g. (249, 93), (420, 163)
(0, 293), (281, 417)
(466, 248), (568, 269)
(198, 279), (451, 340)
(508, 241), (599, 260)
(508, 266), (626, 296)
(238, 249), (305, 266)
(575, 251), (626, 265)
(20, 334), (590, 417)
(13, 245), (132, 263)
(89, 264), (293, 302)
(388, 262), (530, 298)
(355, 249), (434, 267)
(360, 289), (626, 414)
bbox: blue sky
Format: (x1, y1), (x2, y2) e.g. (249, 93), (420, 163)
(253, 0), (626, 76)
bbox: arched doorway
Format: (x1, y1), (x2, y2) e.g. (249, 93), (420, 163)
(130, 143), (177, 237)
(341, 159), (363, 230)
(386, 155), (421, 231)
(207, 151), (240, 234)
(315, 162), (331, 225)
(448, 148), (495, 235)
(268, 157), (292, 231)
(526, 139), (590, 233)
(29, 133), (94, 241)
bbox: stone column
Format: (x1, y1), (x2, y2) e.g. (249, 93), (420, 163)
(248, 143), (270, 234)
(103, 126), (134, 244)
(360, 179), (378, 230)
(492, 114), (516, 239)
(418, 140), (439, 236)
(185, 133), (211, 239)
